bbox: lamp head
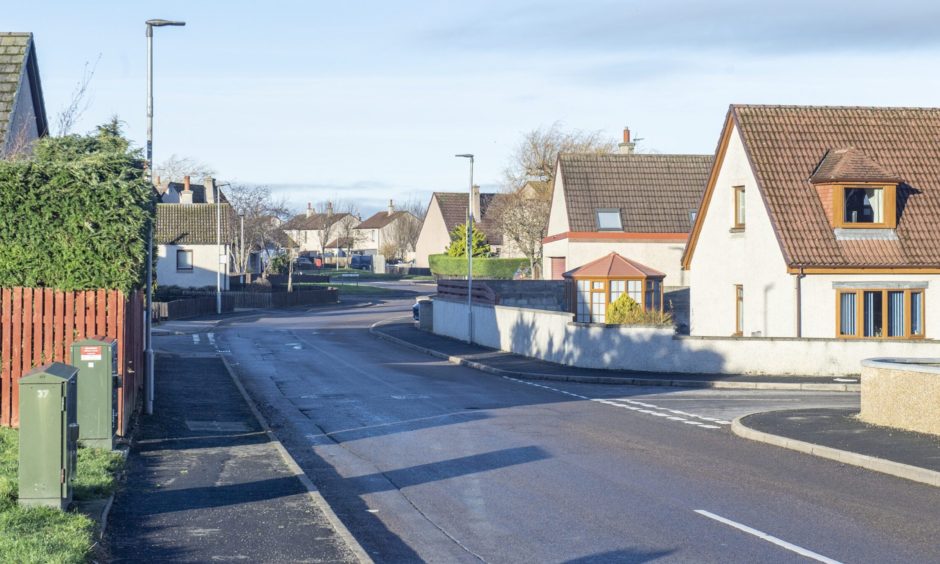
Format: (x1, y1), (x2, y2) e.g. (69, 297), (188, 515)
(146, 19), (186, 26)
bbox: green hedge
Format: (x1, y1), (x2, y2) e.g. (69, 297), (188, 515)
(429, 254), (528, 279)
(0, 123), (153, 293)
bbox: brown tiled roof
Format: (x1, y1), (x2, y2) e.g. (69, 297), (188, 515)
(810, 147), (901, 184)
(356, 210), (413, 229)
(155, 204), (235, 245)
(564, 252), (665, 279)
(731, 105), (940, 267)
(286, 212), (353, 230)
(558, 153), (712, 233)
(434, 192), (508, 246)
(0, 33), (47, 150)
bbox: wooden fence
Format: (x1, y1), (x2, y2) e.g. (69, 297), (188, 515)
(0, 288), (144, 434)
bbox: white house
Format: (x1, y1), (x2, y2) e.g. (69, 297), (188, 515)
(284, 202), (359, 256)
(155, 177), (235, 289)
(0, 32), (47, 156)
(683, 104), (940, 340)
(413, 188), (512, 268)
(542, 150), (712, 284)
(354, 200), (422, 260)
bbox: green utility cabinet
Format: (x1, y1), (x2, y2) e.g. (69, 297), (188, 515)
(70, 337), (119, 450)
(18, 363), (79, 510)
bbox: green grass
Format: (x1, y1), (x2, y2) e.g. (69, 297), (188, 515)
(0, 427), (124, 563)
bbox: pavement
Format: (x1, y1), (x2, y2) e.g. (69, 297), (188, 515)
(105, 334), (367, 562)
(373, 318), (940, 489)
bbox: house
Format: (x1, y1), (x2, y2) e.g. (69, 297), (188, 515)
(0, 33), (48, 156)
(564, 252), (665, 323)
(682, 105), (940, 340)
(284, 202), (359, 256)
(413, 188), (512, 268)
(542, 146), (712, 284)
(155, 176), (235, 289)
(354, 200), (422, 260)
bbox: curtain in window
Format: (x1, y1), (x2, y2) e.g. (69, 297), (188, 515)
(866, 189), (883, 223)
(863, 291), (883, 337)
(911, 292), (924, 336)
(839, 292), (856, 336)
(887, 291), (905, 337)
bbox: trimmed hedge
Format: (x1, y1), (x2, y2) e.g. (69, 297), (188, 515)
(429, 254), (528, 279)
(0, 123), (153, 293)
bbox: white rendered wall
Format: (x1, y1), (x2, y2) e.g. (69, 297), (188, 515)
(688, 124), (793, 337)
(432, 298), (940, 377)
(414, 196), (450, 267)
(157, 244), (230, 289)
(546, 162), (570, 238)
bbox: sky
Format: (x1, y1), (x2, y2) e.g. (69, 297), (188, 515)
(9, 1), (940, 216)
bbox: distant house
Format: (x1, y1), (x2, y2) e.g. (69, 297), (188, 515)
(0, 32), (48, 156)
(284, 202), (359, 256)
(683, 105), (940, 339)
(413, 188), (512, 268)
(542, 152), (712, 284)
(155, 176), (235, 289)
(354, 200), (422, 260)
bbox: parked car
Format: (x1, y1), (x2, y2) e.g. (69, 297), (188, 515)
(350, 255), (373, 270)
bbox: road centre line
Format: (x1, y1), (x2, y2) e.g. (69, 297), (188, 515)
(694, 509), (843, 564)
(192, 334), (200, 345)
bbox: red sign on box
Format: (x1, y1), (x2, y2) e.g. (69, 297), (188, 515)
(80, 346), (102, 361)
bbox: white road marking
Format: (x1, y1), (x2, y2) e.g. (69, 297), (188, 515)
(207, 333), (216, 345)
(501, 376), (722, 432)
(694, 510), (843, 564)
(192, 334), (200, 345)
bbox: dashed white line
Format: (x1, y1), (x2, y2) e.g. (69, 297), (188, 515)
(192, 334), (200, 345)
(694, 510), (843, 564)
(207, 333), (216, 346)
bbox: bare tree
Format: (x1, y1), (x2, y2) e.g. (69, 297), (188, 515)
(224, 183), (290, 275)
(155, 154), (217, 182)
(497, 123), (616, 277)
(388, 205), (423, 261)
(54, 55), (101, 136)
(334, 202), (364, 267)
(503, 121), (616, 190)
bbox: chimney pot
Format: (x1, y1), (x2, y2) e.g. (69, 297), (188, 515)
(388, 199), (395, 216)
(623, 127), (631, 143)
(306, 202), (313, 218)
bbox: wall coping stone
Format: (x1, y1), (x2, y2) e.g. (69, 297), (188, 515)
(860, 357), (940, 375)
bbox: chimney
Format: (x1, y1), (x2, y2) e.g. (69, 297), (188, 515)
(180, 175), (193, 204)
(154, 175), (161, 187)
(471, 185), (481, 222)
(306, 202), (313, 218)
(327, 201), (334, 217)
(618, 126), (635, 154)
(204, 176), (216, 204)
(388, 199), (395, 216)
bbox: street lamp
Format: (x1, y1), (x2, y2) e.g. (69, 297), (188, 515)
(216, 182), (232, 315)
(145, 18), (185, 416)
(455, 154), (474, 344)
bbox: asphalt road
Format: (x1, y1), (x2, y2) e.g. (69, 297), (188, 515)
(197, 299), (940, 563)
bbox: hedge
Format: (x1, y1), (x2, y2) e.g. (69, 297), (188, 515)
(429, 254), (528, 279)
(0, 123), (153, 293)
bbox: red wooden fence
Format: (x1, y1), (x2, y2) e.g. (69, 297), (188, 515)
(0, 288), (145, 435)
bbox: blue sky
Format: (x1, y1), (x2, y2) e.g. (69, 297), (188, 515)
(9, 1), (940, 216)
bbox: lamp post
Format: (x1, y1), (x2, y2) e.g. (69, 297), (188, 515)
(216, 182), (231, 314)
(455, 154), (474, 344)
(239, 213), (245, 283)
(145, 18), (185, 416)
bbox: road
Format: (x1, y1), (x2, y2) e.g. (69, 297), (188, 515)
(178, 298), (940, 563)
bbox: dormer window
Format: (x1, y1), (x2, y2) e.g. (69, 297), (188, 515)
(810, 148), (900, 230)
(596, 209), (622, 231)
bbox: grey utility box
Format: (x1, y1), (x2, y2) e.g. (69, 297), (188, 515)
(70, 337), (119, 450)
(18, 363), (79, 510)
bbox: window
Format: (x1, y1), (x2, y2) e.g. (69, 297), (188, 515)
(831, 184), (896, 229)
(596, 209), (622, 231)
(837, 289), (925, 339)
(610, 280), (625, 303)
(627, 280), (642, 304)
(576, 281), (591, 322)
(844, 188), (883, 224)
(734, 285), (743, 335)
(576, 280), (607, 323)
(176, 249), (193, 272)
(733, 186), (745, 229)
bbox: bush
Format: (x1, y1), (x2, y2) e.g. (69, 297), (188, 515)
(0, 120), (153, 293)
(605, 293), (673, 325)
(429, 254), (528, 279)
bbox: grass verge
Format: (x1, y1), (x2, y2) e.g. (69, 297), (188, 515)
(0, 427), (124, 563)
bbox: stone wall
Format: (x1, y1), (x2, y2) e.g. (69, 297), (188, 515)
(860, 359), (940, 436)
